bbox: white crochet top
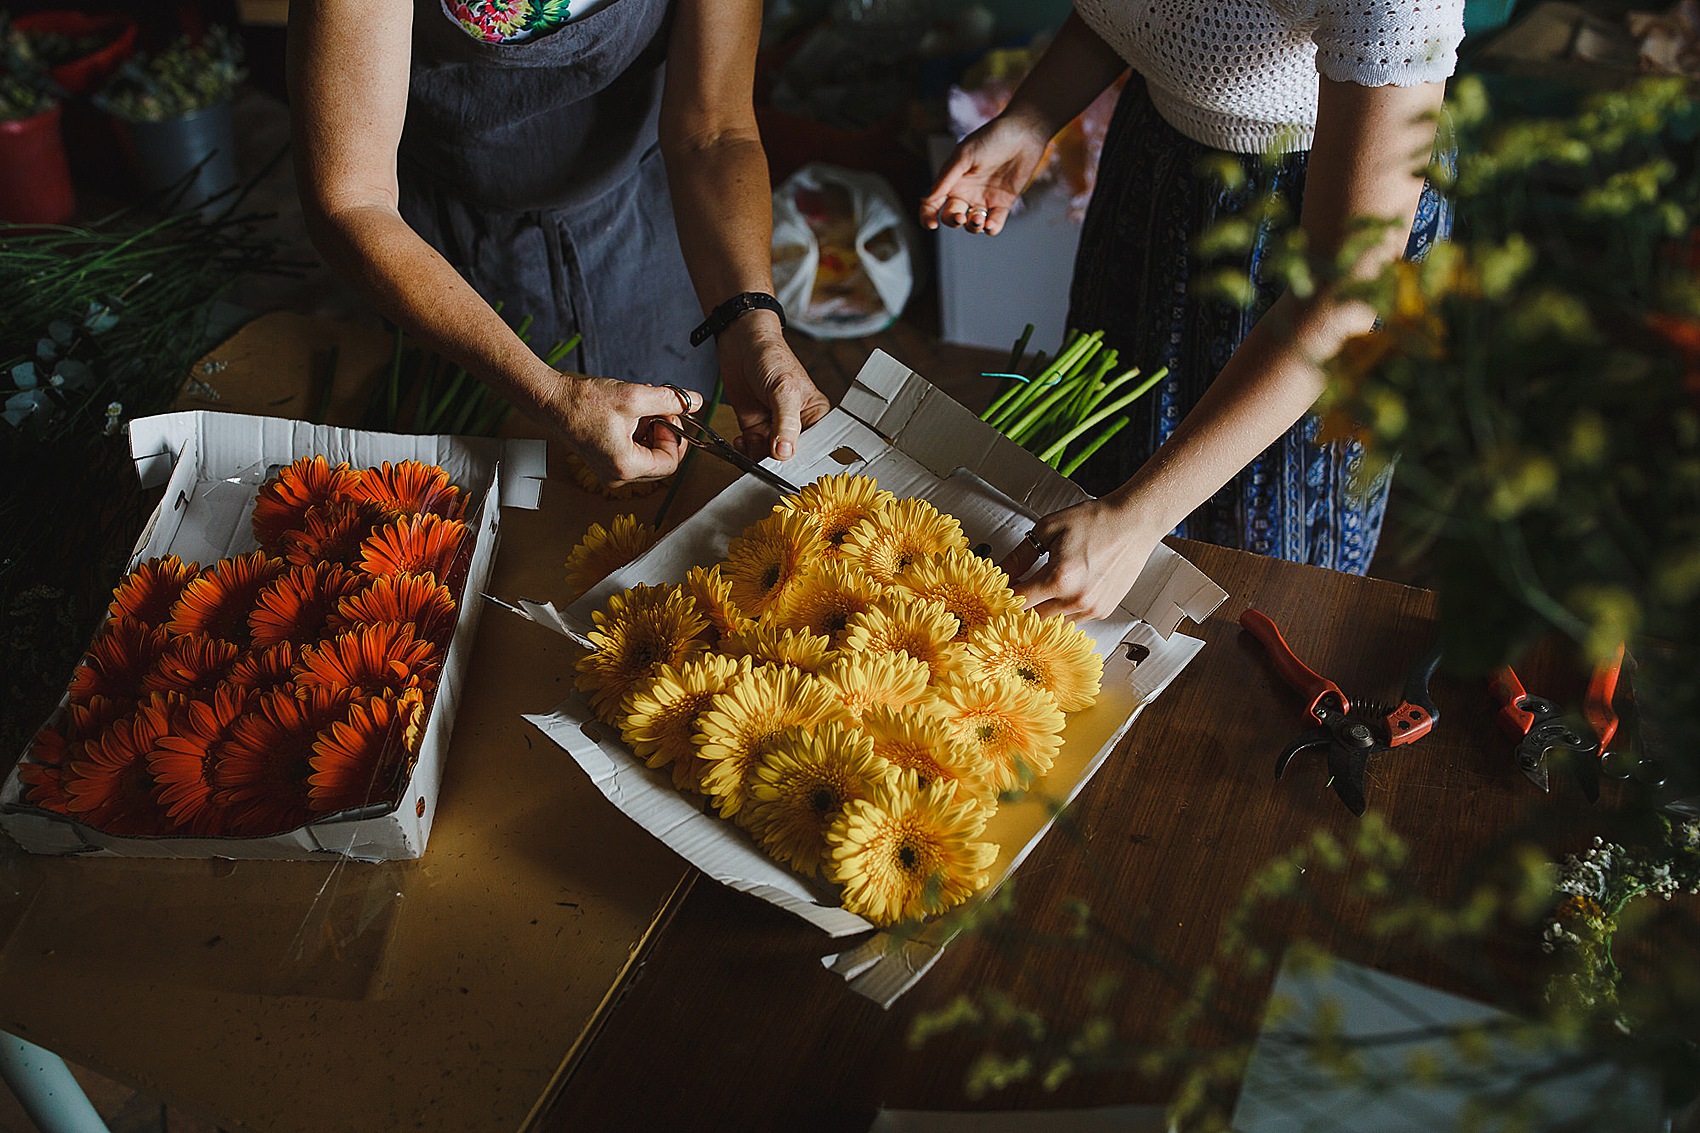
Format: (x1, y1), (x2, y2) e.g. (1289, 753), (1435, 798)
(1073, 0), (1466, 153)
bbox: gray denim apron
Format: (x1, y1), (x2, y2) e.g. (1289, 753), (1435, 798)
(398, 0), (718, 396)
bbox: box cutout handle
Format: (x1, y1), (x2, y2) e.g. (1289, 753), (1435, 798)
(829, 446), (864, 466)
(1124, 642), (1150, 667)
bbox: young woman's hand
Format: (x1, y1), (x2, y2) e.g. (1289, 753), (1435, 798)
(920, 110), (1054, 236)
(999, 496), (1170, 621)
(715, 311), (831, 460)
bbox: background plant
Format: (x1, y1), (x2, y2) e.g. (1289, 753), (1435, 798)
(0, 206), (280, 751)
(913, 75), (1700, 1129)
(0, 15), (54, 121)
(94, 26), (244, 123)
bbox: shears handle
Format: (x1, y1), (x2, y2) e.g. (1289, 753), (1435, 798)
(1239, 608), (1350, 720)
(1489, 667), (1535, 737)
(1585, 644), (1624, 752)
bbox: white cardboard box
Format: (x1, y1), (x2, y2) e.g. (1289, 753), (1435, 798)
(0, 411), (546, 861)
(517, 351), (1225, 1004)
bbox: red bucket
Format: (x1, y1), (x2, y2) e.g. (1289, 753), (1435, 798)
(0, 104), (77, 225)
(14, 11), (138, 96)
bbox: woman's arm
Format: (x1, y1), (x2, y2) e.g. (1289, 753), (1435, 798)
(287, 0), (694, 483)
(660, 0), (829, 461)
(920, 12), (1127, 235)
(1008, 77), (1449, 619)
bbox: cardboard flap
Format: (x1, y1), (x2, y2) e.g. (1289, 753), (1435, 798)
(496, 438), (548, 509)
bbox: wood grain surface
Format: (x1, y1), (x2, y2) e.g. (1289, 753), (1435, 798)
(538, 538), (1604, 1132)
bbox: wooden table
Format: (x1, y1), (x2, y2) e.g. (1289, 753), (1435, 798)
(539, 539), (1591, 1131)
(0, 314), (1587, 1132)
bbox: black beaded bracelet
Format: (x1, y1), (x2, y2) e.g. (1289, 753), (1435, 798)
(689, 291), (786, 347)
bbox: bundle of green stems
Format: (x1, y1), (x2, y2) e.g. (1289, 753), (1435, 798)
(348, 305), (571, 438)
(979, 326), (1166, 478)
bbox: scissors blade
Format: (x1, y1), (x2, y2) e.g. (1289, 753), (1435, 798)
(653, 418), (801, 495)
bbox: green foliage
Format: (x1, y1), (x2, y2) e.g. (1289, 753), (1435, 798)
(0, 15), (54, 121)
(94, 27), (245, 123)
(1308, 77), (1700, 813)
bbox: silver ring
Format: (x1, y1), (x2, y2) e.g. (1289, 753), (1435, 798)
(662, 383), (695, 416)
(1023, 530), (1047, 555)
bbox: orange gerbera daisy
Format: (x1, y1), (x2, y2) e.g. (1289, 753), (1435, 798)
(141, 634), (240, 696)
(295, 622), (442, 698)
(281, 501), (384, 568)
(332, 572), (458, 646)
(216, 684), (352, 835)
(61, 699), (177, 836)
(68, 617), (169, 704)
(252, 455), (364, 553)
(18, 721), (82, 813)
(350, 460), (464, 521)
(148, 684), (252, 835)
(249, 562), (368, 648)
(166, 552), (286, 645)
(359, 513), (467, 581)
(226, 642), (297, 693)
(307, 691), (425, 814)
(107, 555), (199, 627)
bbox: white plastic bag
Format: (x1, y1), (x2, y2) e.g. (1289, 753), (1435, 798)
(771, 163), (913, 338)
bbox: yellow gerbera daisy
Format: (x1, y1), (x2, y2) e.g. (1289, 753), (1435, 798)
(619, 653), (747, 792)
(860, 704), (995, 807)
(564, 450), (667, 500)
(933, 674), (1066, 794)
(564, 514), (660, 599)
(745, 721), (893, 877)
(681, 564), (752, 645)
(723, 509), (824, 617)
(895, 549), (1021, 640)
(694, 666), (849, 818)
(769, 559), (885, 643)
(819, 651), (930, 721)
(840, 598), (968, 684)
(965, 609), (1103, 713)
(839, 498), (968, 586)
(719, 623), (836, 675)
(827, 772), (999, 927)
(777, 473), (894, 553)
(575, 584), (707, 722)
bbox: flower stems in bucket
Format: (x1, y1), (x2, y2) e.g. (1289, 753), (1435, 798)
(979, 326), (1163, 476)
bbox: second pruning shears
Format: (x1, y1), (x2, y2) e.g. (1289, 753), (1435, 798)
(1240, 608), (1442, 817)
(1490, 642), (1624, 800)
(652, 385), (801, 496)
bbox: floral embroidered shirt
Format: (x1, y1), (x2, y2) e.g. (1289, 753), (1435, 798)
(449, 0), (604, 43)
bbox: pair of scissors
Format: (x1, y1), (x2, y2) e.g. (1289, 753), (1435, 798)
(651, 385), (801, 496)
(1491, 643), (1627, 800)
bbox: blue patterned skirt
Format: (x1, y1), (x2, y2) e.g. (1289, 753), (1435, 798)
(1066, 74), (1452, 575)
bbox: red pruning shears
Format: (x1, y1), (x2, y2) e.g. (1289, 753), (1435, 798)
(1490, 643), (1624, 800)
(1239, 609), (1441, 816)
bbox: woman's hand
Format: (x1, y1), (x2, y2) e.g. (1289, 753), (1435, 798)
(920, 110), (1054, 236)
(546, 373), (701, 487)
(716, 312), (830, 461)
(999, 496), (1169, 621)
